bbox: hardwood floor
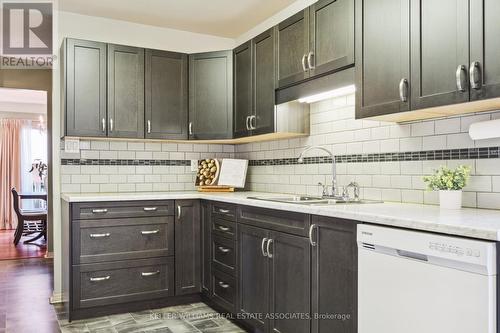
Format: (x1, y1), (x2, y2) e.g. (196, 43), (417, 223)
(0, 258), (61, 333)
(0, 230), (47, 260)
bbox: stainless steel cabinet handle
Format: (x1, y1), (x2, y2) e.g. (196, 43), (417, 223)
(456, 65), (467, 92)
(218, 246), (230, 253)
(245, 116), (250, 131)
(301, 54), (308, 71)
(266, 239), (274, 258)
(250, 115), (257, 130)
(309, 224), (317, 247)
(307, 51), (315, 69)
(218, 281), (230, 288)
(109, 118), (114, 132)
(177, 205), (182, 219)
(189, 122), (193, 136)
(218, 225), (230, 232)
(141, 229), (160, 235)
(147, 120), (151, 134)
(101, 118), (106, 132)
(89, 232), (110, 238)
(90, 275), (110, 282)
(143, 207), (158, 212)
(399, 78), (408, 102)
(218, 209), (230, 214)
(92, 208), (108, 214)
(141, 270), (160, 277)
(261, 237), (268, 257)
(470, 61), (482, 90)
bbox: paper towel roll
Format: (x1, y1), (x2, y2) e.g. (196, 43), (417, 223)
(469, 119), (500, 140)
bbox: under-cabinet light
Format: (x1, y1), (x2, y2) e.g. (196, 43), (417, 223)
(298, 84), (356, 103)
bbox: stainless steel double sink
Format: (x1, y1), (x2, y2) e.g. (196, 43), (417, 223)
(247, 195), (383, 206)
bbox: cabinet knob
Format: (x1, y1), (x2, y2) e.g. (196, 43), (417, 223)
(141, 270), (160, 277)
(301, 54), (308, 72)
(309, 224), (318, 247)
(147, 120), (151, 134)
(90, 275), (110, 282)
(109, 118), (114, 132)
(266, 239), (274, 258)
(470, 61), (482, 90)
(307, 51), (315, 69)
(101, 118), (106, 132)
(456, 65), (467, 92)
(261, 237), (268, 257)
(189, 122), (193, 136)
(218, 281), (230, 289)
(141, 229), (159, 235)
(399, 78), (409, 103)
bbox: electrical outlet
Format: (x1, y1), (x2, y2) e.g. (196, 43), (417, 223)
(64, 138), (80, 153)
(191, 159), (199, 172)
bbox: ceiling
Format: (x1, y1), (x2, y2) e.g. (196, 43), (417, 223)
(59, 0), (299, 38)
(0, 88), (47, 114)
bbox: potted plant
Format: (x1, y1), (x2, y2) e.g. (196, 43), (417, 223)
(423, 165), (471, 209)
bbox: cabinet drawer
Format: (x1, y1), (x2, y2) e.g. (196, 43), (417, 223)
(212, 235), (235, 275)
(73, 257), (174, 309)
(72, 201), (174, 220)
(212, 202), (236, 221)
(238, 205), (310, 237)
(73, 217), (174, 264)
(212, 269), (236, 313)
(212, 217), (235, 240)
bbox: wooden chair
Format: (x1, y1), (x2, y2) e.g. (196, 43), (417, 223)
(11, 188), (47, 246)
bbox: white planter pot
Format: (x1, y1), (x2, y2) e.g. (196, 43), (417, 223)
(439, 190), (463, 209)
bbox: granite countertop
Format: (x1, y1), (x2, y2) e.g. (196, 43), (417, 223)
(61, 191), (500, 241)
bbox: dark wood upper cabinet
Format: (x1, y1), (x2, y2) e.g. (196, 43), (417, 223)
(309, 0), (354, 78)
(355, 0), (411, 119)
(145, 49), (188, 140)
(410, 0), (470, 110)
(276, 9), (310, 88)
(64, 39), (107, 137)
(175, 200), (201, 295)
(469, 0), (500, 101)
(268, 231), (311, 333)
(189, 50), (233, 140)
(107, 44), (145, 138)
(252, 28), (276, 136)
(233, 41), (253, 138)
(311, 216), (357, 333)
(237, 223), (269, 332)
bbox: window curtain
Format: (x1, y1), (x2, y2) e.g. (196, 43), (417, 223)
(0, 119), (23, 230)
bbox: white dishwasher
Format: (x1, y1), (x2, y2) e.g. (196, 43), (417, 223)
(358, 224), (497, 333)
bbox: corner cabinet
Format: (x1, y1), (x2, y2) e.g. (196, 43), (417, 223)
(107, 44), (145, 138)
(63, 39), (107, 137)
(277, 0), (354, 89)
(189, 51), (233, 140)
(145, 50), (188, 140)
(355, 0), (411, 119)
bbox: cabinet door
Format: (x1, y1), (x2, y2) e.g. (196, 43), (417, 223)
(189, 51), (233, 140)
(253, 28), (276, 136)
(233, 42), (253, 138)
(410, 0), (470, 109)
(309, 0), (354, 77)
(237, 223), (269, 332)
(311, 216), (357, 333)
(268, 231), (311, 333)
(276, 9), (310, 88)
(175, 200), (201, 295)
(201, 201), (212, 297)
(65, 39), (107, 137)
(145, 49), (188, 139)
(470, 0), (500, 100)
(107, 44), (145, 138)
(355, 0), (411, 119)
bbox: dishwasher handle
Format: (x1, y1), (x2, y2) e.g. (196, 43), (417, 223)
(396, 249), (428, 262)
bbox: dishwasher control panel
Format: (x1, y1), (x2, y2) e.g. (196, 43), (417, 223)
(428, 242), (481, 258)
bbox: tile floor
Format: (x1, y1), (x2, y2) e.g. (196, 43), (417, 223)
(0, 230), (47, 260)
(58, 303), (247, 333)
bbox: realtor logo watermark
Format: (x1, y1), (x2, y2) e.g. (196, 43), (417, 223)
(1, 0), (53, 68)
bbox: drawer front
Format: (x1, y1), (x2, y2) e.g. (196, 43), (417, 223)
(212, 269), (236, 313)
(73, 257), (174, 309)
(72, 200), (174, 220)
(73, 217), (174, 264)
(212, 202), (236, 221)
(238, 205), (310, 236)
(212, 235), (235, 275)
(212, 217), (235, 240)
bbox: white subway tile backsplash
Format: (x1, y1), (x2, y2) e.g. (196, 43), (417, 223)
(435, 118), (460, 134)
(109, 141), (128, 151)
(145, 142), (162, 151)
(411, 122), (434, 136)
(91, 141), (109, 150)
(128, 142), (145, 151)
(118, 151), (136, 160)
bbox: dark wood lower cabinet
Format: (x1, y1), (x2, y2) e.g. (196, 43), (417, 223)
(311, 216), (358, 333)
(175, 200), (201, 295)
